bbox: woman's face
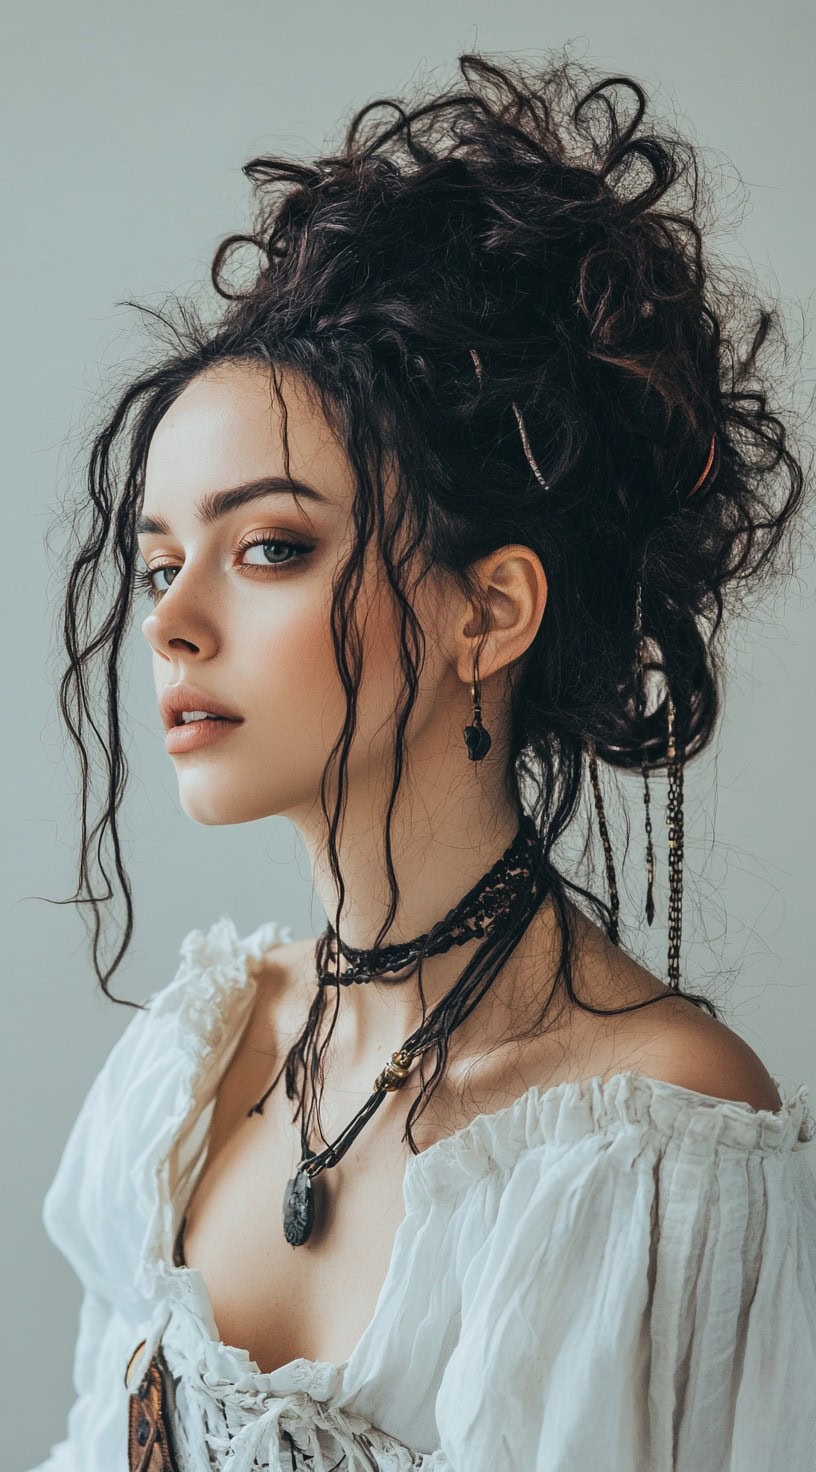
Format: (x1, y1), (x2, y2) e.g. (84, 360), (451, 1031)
(138, 359), (455, 827)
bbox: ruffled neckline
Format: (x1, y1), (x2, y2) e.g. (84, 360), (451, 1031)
(406, 1066), (814, 1192)
(137, 913), (815, 1397)
(149, 911), (815, 1203)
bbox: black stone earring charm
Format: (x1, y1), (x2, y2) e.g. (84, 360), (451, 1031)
(463, 673), (492, 761)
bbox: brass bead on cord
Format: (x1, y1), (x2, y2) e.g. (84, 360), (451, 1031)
(374, 1049), (414, 1093)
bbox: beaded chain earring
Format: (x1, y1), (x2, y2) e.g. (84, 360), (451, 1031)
(664, 687), (685, 989)
(656, 432), (718, 985)
(632, 578), (684, 986)
(634, 578), (656, 927)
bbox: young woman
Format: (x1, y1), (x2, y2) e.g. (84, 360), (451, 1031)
(30, 50), (816, 1472)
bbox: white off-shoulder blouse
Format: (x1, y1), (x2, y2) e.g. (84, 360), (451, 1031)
(27, 914), (816, 1472)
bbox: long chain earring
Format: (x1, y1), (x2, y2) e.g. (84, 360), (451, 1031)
(463, 654), (492, 761)
(586, 739), (620, 945)
(665, 686), (685, 989)
(634, 580), (656, 925)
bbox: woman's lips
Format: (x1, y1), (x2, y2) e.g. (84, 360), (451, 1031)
(164, 716), (244, 755)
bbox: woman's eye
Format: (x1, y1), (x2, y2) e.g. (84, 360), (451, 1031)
(239, 535), (313, 568)
(134, 565), (178, 601)
(134, 535), (314, 603)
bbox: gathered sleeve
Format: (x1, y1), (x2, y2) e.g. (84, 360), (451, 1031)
(431, 1089), (816, 1472)
(21, 1002), (158, 1472)
(23, 1287), (135, 1472)
(22, 916), (283, 1472)
(22, 932), (206, 1472)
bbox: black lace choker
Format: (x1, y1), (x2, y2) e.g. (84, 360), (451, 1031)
(317, 811), (541, 986)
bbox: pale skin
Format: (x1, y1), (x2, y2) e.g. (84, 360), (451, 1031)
(138, 358), (783, 1375)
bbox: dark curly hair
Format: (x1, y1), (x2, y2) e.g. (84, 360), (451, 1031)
(49, 49), (810, 1156)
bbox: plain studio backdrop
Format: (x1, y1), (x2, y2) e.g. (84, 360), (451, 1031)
(2, 2), (814, 1465)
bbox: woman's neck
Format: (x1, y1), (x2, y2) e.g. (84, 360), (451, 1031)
(285, 787), (552, 1046)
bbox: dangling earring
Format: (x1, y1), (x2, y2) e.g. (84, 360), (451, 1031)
(587, 739), (620, 945)
(463, 656), (492, 761)
(665, 686), (685, 989)
(634, 580), (656, 926)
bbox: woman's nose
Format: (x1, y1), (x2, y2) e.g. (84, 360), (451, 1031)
(140, 573), (219, 660)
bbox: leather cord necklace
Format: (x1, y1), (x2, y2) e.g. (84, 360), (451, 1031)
(244, 812), (544, 1246)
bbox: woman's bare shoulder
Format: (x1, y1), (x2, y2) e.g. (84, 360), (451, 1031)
(566, 904), (783, 1113)
(202, 936), (317, 1165)
(245, 913), (782, 1121)
(245, 934), (319, 1046)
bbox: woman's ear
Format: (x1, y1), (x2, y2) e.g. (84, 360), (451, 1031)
(456, 543), (547, 683)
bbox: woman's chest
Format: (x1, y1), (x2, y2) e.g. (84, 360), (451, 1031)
(178, 1028), (446, 1376)
(176, 947), (632, 1378)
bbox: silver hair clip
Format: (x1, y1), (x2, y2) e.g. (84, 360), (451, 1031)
(469, 348), (550, 491)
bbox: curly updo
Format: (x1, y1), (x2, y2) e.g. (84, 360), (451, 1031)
(55, 49), (810, 1151)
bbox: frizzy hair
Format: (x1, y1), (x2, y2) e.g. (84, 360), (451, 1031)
(48, 49), (809, 1157)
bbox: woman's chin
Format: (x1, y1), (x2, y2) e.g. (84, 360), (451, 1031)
(176, 779), (278, 827)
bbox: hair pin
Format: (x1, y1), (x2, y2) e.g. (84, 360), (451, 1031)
(687, 432), (718, 498)
(469, 347), (550, 491)
(470, 349), (719, 503)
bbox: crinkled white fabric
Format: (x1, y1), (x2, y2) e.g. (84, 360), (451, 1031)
(25, 914), (816, 1472)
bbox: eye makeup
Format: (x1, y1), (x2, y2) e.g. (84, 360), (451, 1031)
(134, 531), (317, 602)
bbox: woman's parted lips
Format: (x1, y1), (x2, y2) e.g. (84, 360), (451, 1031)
(160, 682), (244, 731)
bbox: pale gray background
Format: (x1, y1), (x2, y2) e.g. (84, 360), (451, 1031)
(3, 2), (814, 1466)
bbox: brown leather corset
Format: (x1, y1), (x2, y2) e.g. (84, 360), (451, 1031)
(125, 1212), (189, 1470)
(124, 1338), (181, 1472)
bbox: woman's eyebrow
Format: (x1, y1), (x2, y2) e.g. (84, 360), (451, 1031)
(136, 475), (329, 535)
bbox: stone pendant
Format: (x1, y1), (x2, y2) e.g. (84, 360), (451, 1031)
(282, 1148), (318, 1246)
(463, 722), (492, 761)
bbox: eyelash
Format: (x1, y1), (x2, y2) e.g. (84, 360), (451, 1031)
(133, 533), (315, 603)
